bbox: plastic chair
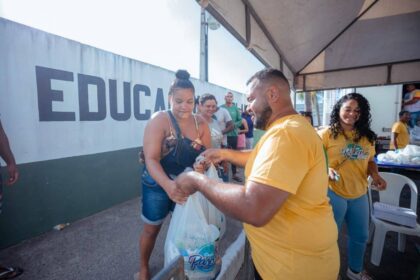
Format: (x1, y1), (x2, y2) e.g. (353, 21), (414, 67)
(368, 172), (420, 266)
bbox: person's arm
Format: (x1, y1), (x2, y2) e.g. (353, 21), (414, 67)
(233, 109), (243, 130)
(223, 120), (234, 134)
(404, 92), (418, 105)
(196, 115), (212, 148)
(392, 132), (399, 150)
(201, 148), (251, 168)
(368, 161), (387, 190)
(0, 121), (19, 185)
(238, 118), (249, 134)
(143, 113), (187, 204)
(175, 172), (289, 226)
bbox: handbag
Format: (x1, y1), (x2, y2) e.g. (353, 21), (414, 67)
(237, 133), (246, 149)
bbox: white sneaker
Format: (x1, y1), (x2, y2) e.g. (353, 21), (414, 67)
(346, 268), (373, 280)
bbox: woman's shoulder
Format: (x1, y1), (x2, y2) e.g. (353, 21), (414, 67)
(146, 111), (170, 131)
(317, 126), (331, 135)
(149, 111), (168, 122)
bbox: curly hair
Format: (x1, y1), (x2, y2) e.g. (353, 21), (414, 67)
(329, 93), (376, 144)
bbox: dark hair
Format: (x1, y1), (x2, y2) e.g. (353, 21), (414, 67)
(299, 111), (314, 125)
(199, 93), (217, 105)
(169, 70), (195, 96)
(399, 110), (409, 117)
(329, 93), (376, 144)
(246, 68), (289, 90)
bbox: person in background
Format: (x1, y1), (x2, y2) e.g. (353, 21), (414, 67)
(0, 120), (23, 279)
(236, 114), (249, 151)
(198, 93), (228, 180)
(403, 84), (420, 128)
(176, 68), (339, 280)
(390, 110), (410, 150)
(318, 93), (387, 280)
(410, 119), (420, 144)
(242, 107), (254, 149)
(138, 70), (211, 280)
(221, 92), (243, 182)
(299, 111), (314, 126)
(213, 104), (234, 182)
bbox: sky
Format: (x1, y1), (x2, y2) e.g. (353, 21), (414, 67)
(0, 0), (264, 93)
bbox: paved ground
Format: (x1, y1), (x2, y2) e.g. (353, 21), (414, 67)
(0, 198), (242, 280)
(1, 168), (419, 280)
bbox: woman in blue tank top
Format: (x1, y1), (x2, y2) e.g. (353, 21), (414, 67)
(138, 70), (211, 280)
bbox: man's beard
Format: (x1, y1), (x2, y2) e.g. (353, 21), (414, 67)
(254, 106), (272, 130)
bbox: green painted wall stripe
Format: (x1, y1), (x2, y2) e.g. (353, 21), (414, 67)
(0, 147), (142, 249)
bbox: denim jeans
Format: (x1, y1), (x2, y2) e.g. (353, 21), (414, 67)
(141, 168), (175, 225)
(328, 189), (369, 273)
(409, 111), (420, 128)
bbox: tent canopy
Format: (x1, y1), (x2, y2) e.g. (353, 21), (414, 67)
(199, 0), (420, 91)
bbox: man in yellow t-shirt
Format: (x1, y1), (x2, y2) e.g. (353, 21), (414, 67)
(390, 110), (410, 150)
(175, 69), (339, 280)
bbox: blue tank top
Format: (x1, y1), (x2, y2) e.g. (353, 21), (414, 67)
(160, 111), (206, 177)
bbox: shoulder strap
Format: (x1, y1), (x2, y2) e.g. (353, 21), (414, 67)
(167, 111), (182, 138)
(193, 114), (200, 139)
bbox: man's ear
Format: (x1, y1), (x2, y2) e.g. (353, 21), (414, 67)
(267, 85), (280, 102)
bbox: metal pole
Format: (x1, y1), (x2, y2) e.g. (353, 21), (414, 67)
(199, 8), (208, 82)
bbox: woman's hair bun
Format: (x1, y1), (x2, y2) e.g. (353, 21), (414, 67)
(175, 69), (190, 80)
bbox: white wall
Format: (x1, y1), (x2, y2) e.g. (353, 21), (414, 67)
(356, 85), (402, 137)
(0, 18), (244, 164)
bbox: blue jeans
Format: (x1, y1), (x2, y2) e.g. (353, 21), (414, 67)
(409, 111), (420, 128)
(141, 168), (175, 225)
(328, 189), (369, 273)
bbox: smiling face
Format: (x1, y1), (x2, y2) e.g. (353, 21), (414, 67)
(169, 88), (195, 119)
(246, 79), (272, 130)
(339, 99), (360, 130)
(199, 98), (217, 119)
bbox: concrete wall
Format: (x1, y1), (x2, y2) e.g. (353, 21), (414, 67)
(0, 18), (245, 248)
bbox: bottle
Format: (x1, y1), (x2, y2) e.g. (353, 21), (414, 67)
(53, 223), (70, 231)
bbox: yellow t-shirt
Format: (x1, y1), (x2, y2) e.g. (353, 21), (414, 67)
(390, 121), (409, 149)
(318, 127), (375, 199)
(244, 115), (339, 280)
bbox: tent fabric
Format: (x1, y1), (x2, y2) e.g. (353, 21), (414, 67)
(199, 0), (420, 91)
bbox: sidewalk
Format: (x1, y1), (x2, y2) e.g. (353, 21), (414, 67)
(0, 197), (243, 280)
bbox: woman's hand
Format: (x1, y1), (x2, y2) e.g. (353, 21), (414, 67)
(328, 168), (339, 181)
(175, 171), (201, 195)
(165, 180), (189, 204)
(201, 148), (225, 164)
(371, 174), (387, 191)
(193, 160), (209, 174)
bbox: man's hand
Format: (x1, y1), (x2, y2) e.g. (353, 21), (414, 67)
(371, 174), (387, 191)
(175, 171), (202, 195)
(6, 163), (19, 185)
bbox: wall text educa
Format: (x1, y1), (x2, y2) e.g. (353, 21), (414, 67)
(36, 66), (166, 121)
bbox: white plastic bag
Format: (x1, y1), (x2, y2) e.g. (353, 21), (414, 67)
(164, 193), (221, 279)
(196, 164), (227, 239)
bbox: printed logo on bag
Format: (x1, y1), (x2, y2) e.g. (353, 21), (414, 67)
(341, 143), (368, 160)
(188, 244), (215, 272)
